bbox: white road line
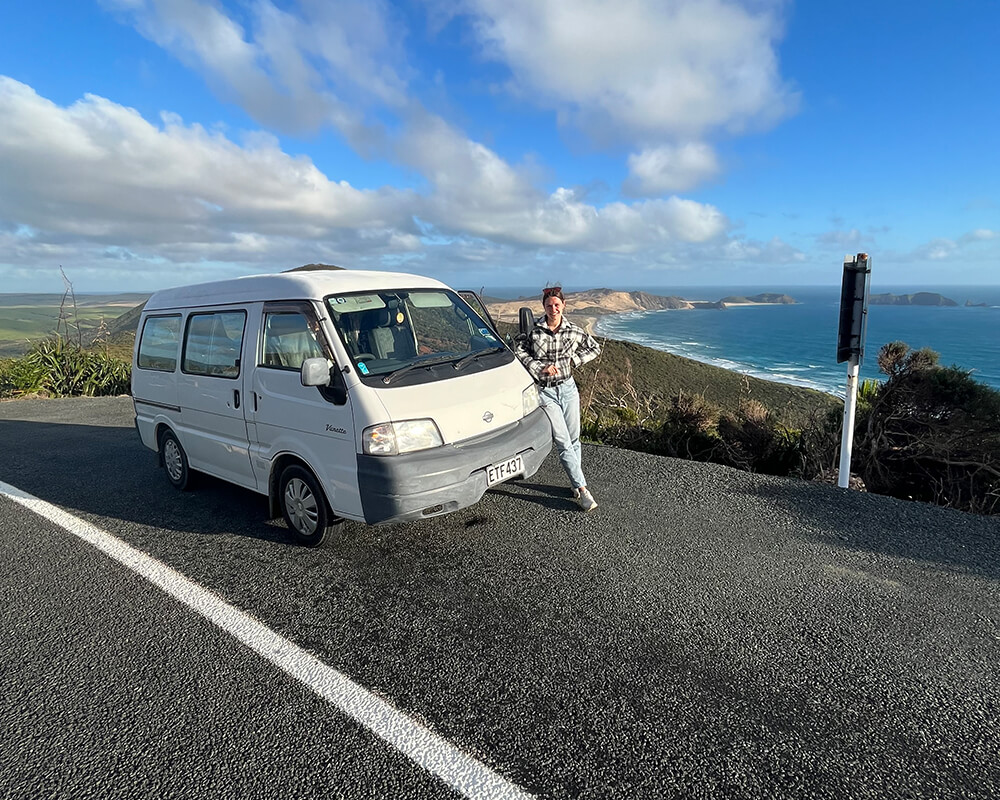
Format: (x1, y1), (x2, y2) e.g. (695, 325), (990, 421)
(1, 480), (533, 800)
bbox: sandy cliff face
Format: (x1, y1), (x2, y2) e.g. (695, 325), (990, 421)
(486, 288), (691, 326)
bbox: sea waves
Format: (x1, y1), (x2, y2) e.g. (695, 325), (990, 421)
(595, 313), (844, 396)
(593, 288), (1000, 396)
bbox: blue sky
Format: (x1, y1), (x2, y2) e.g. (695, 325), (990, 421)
(1, 0), (997, 294)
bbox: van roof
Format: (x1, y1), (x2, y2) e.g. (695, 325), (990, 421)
(143, 269), (452, 311)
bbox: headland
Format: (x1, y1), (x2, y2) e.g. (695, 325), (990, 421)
(485, 289), (796, 334)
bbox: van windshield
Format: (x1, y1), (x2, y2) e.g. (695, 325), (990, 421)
(326, 289), (505, 380)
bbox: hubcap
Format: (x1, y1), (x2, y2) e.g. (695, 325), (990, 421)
(164, 440), (183, 482)
(284, 477), (319, 535)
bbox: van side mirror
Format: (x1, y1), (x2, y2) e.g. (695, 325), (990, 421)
(517, 307), (534, 341)
(302, 357), (348, 405)
(301, 357), (331, 386)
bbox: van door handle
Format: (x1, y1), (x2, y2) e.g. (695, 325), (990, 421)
(234, 389), (241, 409)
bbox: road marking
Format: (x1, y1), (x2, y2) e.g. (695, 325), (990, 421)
(0, 480), (533, 800)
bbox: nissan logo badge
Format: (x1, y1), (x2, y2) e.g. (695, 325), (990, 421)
(482, 411), (494, 423)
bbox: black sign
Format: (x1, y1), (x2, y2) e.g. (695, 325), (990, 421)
(837, 253), (872, 364)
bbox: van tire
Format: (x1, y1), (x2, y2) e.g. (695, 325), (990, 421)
(160, 429), (192, 491)
(279, 465), (331, 547)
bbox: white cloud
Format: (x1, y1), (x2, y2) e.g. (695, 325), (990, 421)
(719, 236), (806, 263)
(0, 78), (414, 232)
(877, 229), (1000, 267)
(960, 228), (997, 243)
(914, 234), (997, 262)
(0, 77), (760, 282)
(624, 143), (721, 195)
(1, 0), (810, 290)
(461, 0), (796, 142)
(109, 0), (795, 188)
(102, 0), (397, 141)
(0, 77), (418, 266)
(816, 228), (868, 249)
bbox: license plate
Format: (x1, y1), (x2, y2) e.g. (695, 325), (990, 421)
(486, 454), (524, 487)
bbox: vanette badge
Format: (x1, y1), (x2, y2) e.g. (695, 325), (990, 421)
(482, 411), (494, 423)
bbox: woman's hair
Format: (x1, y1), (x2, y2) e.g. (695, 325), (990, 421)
(542, 285), (564, 302)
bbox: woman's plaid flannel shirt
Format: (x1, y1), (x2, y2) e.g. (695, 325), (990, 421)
(514, 317), (602, 388)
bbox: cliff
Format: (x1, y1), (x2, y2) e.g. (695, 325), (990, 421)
(486, 288), (692, 325)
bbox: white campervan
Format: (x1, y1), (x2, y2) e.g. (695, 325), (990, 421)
(132, 269), (551, 545)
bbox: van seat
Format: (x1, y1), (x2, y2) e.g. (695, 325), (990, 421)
(264, 314), (323, 368)
(358, 308), (416, 360)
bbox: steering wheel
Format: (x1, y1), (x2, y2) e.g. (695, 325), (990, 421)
(354, 353), (377, 361)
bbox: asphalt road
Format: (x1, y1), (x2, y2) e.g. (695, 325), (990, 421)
(1, 396), (998, 799)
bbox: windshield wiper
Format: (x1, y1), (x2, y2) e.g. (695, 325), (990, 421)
(381, 354), (459, 385)
(452, 346), (506, 372)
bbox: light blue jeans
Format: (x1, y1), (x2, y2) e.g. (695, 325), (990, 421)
(539, 377), (586, 490)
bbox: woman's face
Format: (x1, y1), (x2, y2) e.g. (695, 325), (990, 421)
(543, 295), (565, 318)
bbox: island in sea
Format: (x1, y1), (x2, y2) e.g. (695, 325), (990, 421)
(485, 289), (796, 334)
(868, 291), (957, 306)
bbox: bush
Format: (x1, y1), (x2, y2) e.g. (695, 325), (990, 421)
(716, 400), (804, 476)
(654, 392), (722, 461)
(856, 341), (1000, 514)
(577, 340), (999, 516)
(0, 337), (131, 399)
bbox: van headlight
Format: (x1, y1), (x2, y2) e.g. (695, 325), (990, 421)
(522, 384), (539, 416)
(362, 419), (443, 455)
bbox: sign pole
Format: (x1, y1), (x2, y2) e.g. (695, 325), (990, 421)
(838, 354), (860, 488)
(835, 253), (871, 489)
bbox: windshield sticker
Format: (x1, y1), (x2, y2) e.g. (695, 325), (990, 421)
(328, 294), (386, 313)
(357, 362), (370, 375)
(479, 328), (497, 341)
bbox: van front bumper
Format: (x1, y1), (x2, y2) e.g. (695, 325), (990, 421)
(356, 407), (552, 524)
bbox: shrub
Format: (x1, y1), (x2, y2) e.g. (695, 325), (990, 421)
(1, 337), (131, 399)
(857, 341), (1000, 515)
(714, 399), (803, 476)
(654, 392), (722, 461)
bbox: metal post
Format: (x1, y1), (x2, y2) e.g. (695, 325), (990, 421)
(838, 354), (860, 488)
(836, 252), (871, 489)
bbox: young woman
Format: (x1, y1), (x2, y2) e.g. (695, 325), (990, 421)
(514, 286), (602, 511)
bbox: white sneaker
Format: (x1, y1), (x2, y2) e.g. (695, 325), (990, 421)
(575, 488), (598, 512)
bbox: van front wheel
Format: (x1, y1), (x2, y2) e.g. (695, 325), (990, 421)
(279, 465), (330, 547)
(160, 430), (191, 491)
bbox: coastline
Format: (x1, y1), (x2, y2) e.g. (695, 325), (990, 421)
(485, 290), (790, 338)
(483, 291), (851, 398)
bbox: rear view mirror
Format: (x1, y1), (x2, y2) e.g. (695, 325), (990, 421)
(301, 357), (331, 386)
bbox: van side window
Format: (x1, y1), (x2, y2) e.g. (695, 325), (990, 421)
(137, 315), (181, 371)
(261, 312), (326, 369)
(182, 311), (246, 378)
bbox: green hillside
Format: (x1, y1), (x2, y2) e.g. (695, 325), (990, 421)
(578, 338), (837, 426)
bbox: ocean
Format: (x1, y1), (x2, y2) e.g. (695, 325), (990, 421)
(484, 285), (1000, 396)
